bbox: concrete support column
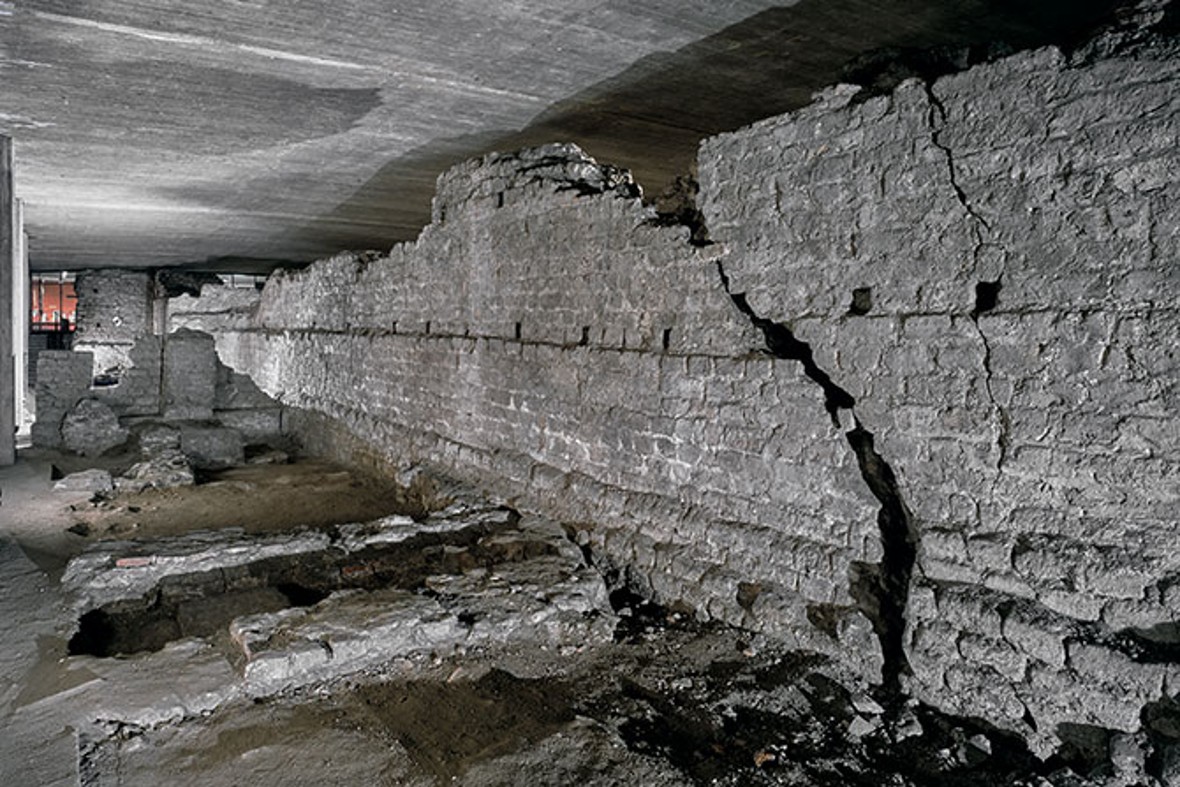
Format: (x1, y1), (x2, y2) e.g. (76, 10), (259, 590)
(0, 136), (15, 465)
(14, 199), (28, 438)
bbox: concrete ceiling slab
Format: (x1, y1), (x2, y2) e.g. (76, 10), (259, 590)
(2, 0), (1121, 272)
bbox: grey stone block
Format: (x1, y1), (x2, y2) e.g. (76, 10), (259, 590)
(53, 468), (114, 493)
(162, 330), (217, 420)
(214, 408), (282, 442)
(33, 350), (94, 449)
(180, 425), (243, 470)
(60, 398), (128, 457)
(116, 448), (195, 494)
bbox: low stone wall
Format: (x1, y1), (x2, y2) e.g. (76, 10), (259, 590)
(209, 22), (1179, 754)
(34, 328), (284, 456)
(168, 286), (261, 334)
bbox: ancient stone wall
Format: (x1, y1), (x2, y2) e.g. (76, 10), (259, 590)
(211, 28), (1179, 753)
(73, 269), (154, 374)
(167, 286), (261, 334)
(217, 145), (885, 677)
(699, 30), (1180, 752)
(33, 329), (284, 457)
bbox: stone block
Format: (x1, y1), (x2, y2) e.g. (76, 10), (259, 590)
(180, 425), (244, 470)
(73, 269), (153, 346)
(33, 350), (94, 449)
(92, 335), (163, 417)
(60, 398), (129, 457)
(214, 408), (282, 442)
(116, 449), (194, 494)
(54, 468), (114, 493)
(214, 364), (277, 410)
(162, 330), (217, 420)
(136, 422), (182, 456)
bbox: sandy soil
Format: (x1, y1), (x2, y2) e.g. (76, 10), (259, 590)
(73, 460), (430, 540)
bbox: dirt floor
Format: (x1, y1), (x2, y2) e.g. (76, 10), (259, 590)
(77, 610), (1080, 787)
(0, 449), (432, 573)
(71, 460), (430, 540)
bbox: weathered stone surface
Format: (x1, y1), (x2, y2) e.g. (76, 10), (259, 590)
(201, 21), (1179, 754)
(136, 422), (182, 455)
(91, 335), (163, 417)
(234, 516), (612, 695)
(179, 424), (244, 470)
(63, 529), (333, 613)
(168, 286), (260, 334)
(54, 468), (114, 494)
(162, 329), (217, 420)
(213, 361), (278, 411)
(216, 144), (878, 678)
(697, 23), (1180, 751)
(213, 408), (282, 443)
(73, 269), (154, 374)
(237, 553), (612, 696)
(60, 398), (129, 457)
(32, 350), (93, 449)
(116, 448), (195, 494)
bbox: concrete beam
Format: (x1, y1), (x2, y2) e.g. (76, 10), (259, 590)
(0, 136), (14, 465)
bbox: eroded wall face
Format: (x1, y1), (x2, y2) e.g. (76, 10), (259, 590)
(212, 35), (1178, 750)
(700, 39), (1180, 750)
(217, 146), (885, 678)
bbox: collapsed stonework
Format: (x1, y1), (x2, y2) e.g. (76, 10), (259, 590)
(34, 320), (286, 480)
(177, 16), (1177, 763)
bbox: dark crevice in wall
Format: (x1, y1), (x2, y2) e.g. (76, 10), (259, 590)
(846, 425), (919, 693)
(848, 287), (873, 316)
(715, 259), (918, 693)
(716, 262), (855, 426)
(970, 278), (1011, 487)
(650, 175), (712, 246)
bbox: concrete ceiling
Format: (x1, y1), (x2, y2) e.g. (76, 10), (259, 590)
(2, 0), (1122, 273)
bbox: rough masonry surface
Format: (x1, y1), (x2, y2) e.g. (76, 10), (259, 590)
(207, 25), (1179, 754)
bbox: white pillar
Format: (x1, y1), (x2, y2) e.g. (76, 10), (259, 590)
(0, 136), (15, 465)
(13, 199), (28, 438)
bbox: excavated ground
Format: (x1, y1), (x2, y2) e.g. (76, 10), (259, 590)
(0, 452), (1157, 786)
(74, 610), (1102, 787)
(0, 449), (429, 574)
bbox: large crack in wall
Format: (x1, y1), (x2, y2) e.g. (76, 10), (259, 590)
(716, 259), (918, 692)
(697, 9), (1180, 755)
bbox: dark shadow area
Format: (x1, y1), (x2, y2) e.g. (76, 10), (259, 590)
(294, 0), (1127, 258)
